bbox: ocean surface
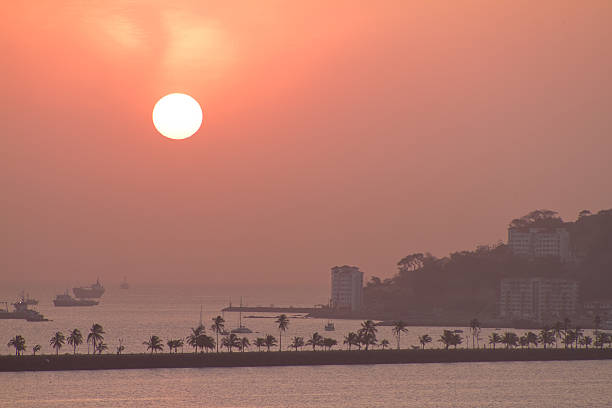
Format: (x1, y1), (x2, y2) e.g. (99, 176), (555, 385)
(2, 283), (610, 407)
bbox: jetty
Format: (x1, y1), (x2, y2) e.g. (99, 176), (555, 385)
(221, 306), (319, 313)
(2, 349), (611, 372)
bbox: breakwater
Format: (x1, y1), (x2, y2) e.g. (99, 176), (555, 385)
(2, 349), (611, 372)
(222, 306), (318, 313)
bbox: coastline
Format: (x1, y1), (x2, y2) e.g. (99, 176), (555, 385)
(2, 349), (611, 373)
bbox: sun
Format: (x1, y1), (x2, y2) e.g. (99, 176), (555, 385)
(152, 93), (203, 140)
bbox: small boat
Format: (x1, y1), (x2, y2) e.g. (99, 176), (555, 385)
(20, 291), (38, 306)
(120, 277), (130, 289)
(54, 292), (99, 307)
(231, 297), (253, 334)
(324, 321), (335, 331)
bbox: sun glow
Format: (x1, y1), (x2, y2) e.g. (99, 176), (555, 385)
(152, 93), (203, 140)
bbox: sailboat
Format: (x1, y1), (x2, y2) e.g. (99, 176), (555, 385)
(231, 297), (252, 334)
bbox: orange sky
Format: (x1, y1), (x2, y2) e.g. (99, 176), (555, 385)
(1, 1), (611, 289)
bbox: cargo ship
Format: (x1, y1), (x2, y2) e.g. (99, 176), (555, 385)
(73, 278), (105, 298)
(0, 300), (49, 321)
(54, 292), (99, 307)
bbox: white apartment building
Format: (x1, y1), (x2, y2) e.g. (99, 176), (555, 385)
(499, 278), (579, 321)
(331, 265), (363, 312)
(507, 227), (570, 262)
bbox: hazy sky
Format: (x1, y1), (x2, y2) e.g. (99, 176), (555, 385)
(2, 1), (611, 289)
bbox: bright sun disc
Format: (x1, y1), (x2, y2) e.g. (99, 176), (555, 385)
(152, 93), (203, 139)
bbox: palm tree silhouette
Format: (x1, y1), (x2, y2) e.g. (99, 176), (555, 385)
(67, 329), (83, 354)
(488, 333), (501, 350)
(96, 342), (108, 354)
(580, 335), (593, 350)
(8, 335), (26, 356)
(344, 332), (358, 350)
(221, 333), (240, 352)
(264, 334), (277, 352)
(323, 337), (338, 351)
(391, 321), (408, 350)
(418, 334), (432, 349)
(538, 327), (554, 349)
(359, 321), (378, 351)
(306, 332), (323, 351)
(202, 335), (215, 353)
(290, 336), (304, 351)
(187, 325), (205, 353)
(211, 316), (225, 353)
(380, 339), (390, 350)
(143, 335), (164, 354)
(240, 337), (250, 352)
(469, 318), (481, 348)
(525, 332), (538, 348)
(50, 331), (65, 355)
(254, 337), (266, 352)
(552, 321), (564, 348)
(501, 332), (518, 349)
(87, 324), (105, 354)
(275, 314), (289, 352)
(32, 344), (41, 355)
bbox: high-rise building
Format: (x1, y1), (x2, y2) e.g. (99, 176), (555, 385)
(499, 277), (579, 321)
(507, 227), (570, 262)
(331, 265), (363, 312)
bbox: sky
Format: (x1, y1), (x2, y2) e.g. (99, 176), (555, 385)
(1, 1), (611, 290)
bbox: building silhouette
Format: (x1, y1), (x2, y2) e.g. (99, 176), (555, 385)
(331, 265), (363, 312)
(507, 227), (570, 262)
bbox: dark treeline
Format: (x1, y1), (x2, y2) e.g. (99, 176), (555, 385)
(364, 209), (612, 318)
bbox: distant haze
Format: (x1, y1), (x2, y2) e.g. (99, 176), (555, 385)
(1, 1), (611, 288)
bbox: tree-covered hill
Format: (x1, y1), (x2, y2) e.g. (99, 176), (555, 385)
(363, 209), (612, 318)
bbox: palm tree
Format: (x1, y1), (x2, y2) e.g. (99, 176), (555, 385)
(8, 335), (26, 356)
(563, 330), (576, 349)
(323, 337), (338, 351)
(595, 332), (608, 349)
(32, 344), (41, 355)
(418, 334), (432, 349)
(344, 332), (359, 350)
(96, 342), (108, 354)
(563, 317), (572, 348)
(519, 335), (528, 349)
(501, 332), (518, 349)
(211, 316), (225, 353)
(275, 314), (289, 352)
(175, 338), (184, 353)
(580, 335), (593, 350)
(391, 321), (408, 350)
(240, 337), (250, 352)
(469, 318), (481, 348)
(359, 321), (378, 351)
(488, 333), (501, 350)
(574, 327), (583, 349)
(306, 332), (323, 351)
(221, 334), (240, 352)
(526, 332), (538, 348)
(538, 328), (554, 350)
(290, 336), (304, 351)
(50, 331), (65, 355)
(264, 334), (277, 352)
(439, 330), (458, 350)
(254, 337), (266, 352)
(187, 326), (204, 353)
(380, 339), (390, 350)
(202, 335), (215, 353)
(143, 335), (164, 354)
(552, 321), (564, 348)
(67, 329), (83, 354)
(87, 324), (105, 354)
(167, 339), (177, 353)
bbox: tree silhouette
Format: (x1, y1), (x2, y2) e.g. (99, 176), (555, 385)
(143, 335), (164, 354)
(87, 324), (105, 354)
(276, 314), (289, 352)
(32, 344), (41, 355)
(391, 321), (408, 350)
(50, 332), (65, 355)
(306, 332), (323, 351)
(488, 333), (501, 350)
(264, 334), (277, 352)
(344, 332), (359, 350)
(8, 335), (26, 356)
(418, 334), (432, 350)
(211, 316), (225, 353)
(290, 336), (304, 351)
(67, 329), (83, 354)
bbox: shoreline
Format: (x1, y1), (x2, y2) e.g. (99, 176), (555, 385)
(2, 349), (611, 372)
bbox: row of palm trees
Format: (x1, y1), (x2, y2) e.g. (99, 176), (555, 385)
(7, 316), (612, 356)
